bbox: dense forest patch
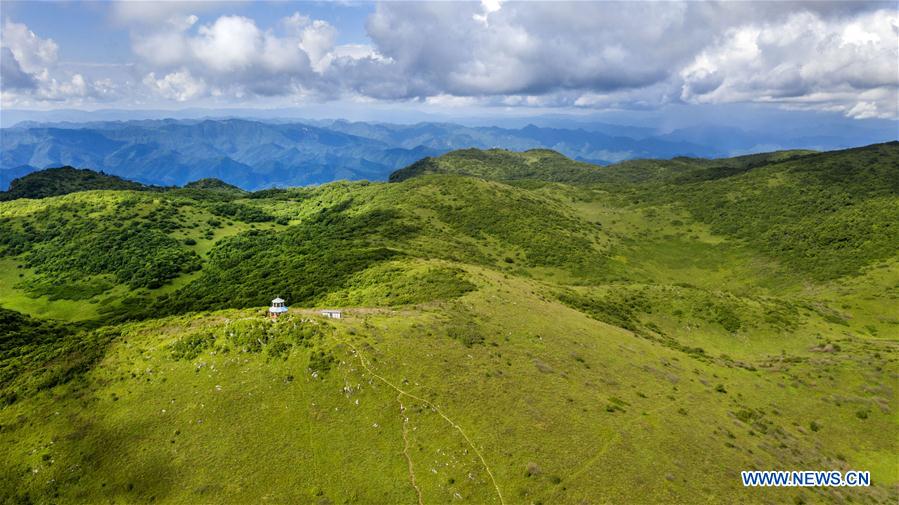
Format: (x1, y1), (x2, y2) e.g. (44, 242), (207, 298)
(0, 196), (201, 294)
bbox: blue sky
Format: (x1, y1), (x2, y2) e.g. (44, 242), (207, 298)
(1, 1), (897, 130)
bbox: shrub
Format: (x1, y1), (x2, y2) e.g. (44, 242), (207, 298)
(447, 323), (484, 347)
(208, 202), (274, 223)
(267, 340), (292, 360)
(308, 350), (335, 375)
(169, 333), (215, 361)
(524, 462), (541, 477)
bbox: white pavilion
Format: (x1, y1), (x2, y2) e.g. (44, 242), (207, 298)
(268, 297), (288, 319)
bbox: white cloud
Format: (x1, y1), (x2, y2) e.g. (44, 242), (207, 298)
(473, 0), (503, 26)
(1, 47), (37, 90)
(190, 16), (262, 73)
(134, 30), (191, 67)
(143, 69), (207, 101)
(1, 19), (119, 106)
(1, 19), (59, 72)
(3, 2), (897, 120)
(299, 20), (338, 73)
(344, 2), (897, 118)
(680, 9), (898, 119)
(130, 12), (376, 100)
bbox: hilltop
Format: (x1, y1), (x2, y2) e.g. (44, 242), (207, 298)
(0, 143), (897, 504)
(390, 146), (821, 185)
(0, 170), (252, 202)
(0, 166), (147, 201)
(182, 178), (245, 193)
(389, 148), (605, 183)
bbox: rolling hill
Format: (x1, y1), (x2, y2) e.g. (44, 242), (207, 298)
(0, 143), (897, 504)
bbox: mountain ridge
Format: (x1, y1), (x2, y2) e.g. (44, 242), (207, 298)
(12, 117), (884, 191)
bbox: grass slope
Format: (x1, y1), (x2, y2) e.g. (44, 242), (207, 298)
(0, 143), (897, 504)
(2, 270), (895, 504)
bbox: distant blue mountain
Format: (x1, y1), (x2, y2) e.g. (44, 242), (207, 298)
(315, 120), (715, 162)
(2, 117), (894, 190)
(1, 119), (443, 189)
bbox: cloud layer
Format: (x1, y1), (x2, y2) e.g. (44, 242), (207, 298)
(1, 19), (116, 103)
(1, 1), (897, 119)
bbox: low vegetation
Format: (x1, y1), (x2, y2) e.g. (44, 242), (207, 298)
(0, 143), (896, 504)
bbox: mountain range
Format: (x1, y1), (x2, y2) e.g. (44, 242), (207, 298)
(4, 117), (895, 190)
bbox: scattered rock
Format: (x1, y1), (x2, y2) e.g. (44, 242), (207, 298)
(534, 359), (554, 374)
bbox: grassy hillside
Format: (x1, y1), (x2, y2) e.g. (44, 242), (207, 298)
(1, 143), (897, 504)
(629, 141), (899, 280)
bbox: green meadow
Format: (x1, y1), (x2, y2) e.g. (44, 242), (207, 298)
(1, 143), (897, 504)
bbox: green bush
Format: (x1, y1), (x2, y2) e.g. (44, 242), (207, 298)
(446, 320), (484, 347)
(308, 350), (335, 375)
(169, 333), (215, 361)
(267, 340), (292, 360)
(207, 202), (274, 223)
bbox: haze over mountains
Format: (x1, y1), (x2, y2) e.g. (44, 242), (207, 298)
(3, 115), (895, 190)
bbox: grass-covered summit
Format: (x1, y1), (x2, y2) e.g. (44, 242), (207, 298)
(1, 143), (897, 504)
(389, 148), (605, 183)
(183, 178), (245, 193)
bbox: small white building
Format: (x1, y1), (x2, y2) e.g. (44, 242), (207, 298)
(321, 309), (342, 319)
(269, 297), (288, 319)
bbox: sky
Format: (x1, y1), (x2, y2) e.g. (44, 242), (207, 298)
(1, 1), (897, 129)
